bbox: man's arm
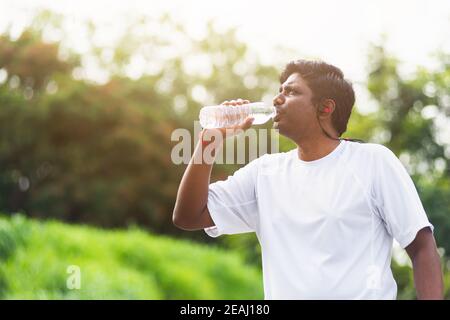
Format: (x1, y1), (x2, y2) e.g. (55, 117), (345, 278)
(172, 134), (217, 231)
(172, 99), (254, 231)
(405, 227), (444, 300)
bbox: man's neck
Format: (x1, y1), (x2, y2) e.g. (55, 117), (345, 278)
(295, 135), (341, 162)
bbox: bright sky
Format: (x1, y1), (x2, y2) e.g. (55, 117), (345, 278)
(1, 0), (450, 113)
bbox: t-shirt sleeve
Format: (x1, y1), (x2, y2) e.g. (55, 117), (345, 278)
(204, 157), (261, 238)
(370, 145), (434, 249)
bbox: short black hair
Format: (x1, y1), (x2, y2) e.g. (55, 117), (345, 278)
(280, 59), (355, 137)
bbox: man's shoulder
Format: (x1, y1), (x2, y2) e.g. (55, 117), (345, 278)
(339, 141), (400, 180)
(346, 141), (395, 161)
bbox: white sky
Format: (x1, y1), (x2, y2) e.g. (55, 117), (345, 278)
(1, 0), (450, 113)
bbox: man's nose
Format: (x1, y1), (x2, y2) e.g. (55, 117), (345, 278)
(273, 93), (285, 108)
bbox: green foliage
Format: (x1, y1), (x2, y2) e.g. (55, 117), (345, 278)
(0, 215), (31, 262)
(0, 13), (280, 240)
(367, 44), (450, 166)
(391, 258), (416, 300)
(0, 31), (73, 91)
(417, 177), (450, 256)
(366, 44), (450, 254)
(0, 213), (263, 299)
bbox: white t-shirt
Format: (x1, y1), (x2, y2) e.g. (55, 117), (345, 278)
(204, 140), (433, 300)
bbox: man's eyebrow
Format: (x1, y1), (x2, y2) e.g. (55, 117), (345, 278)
(279, 84), (302, 92)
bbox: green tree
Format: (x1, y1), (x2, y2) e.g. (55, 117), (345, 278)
(0, 12), (280, 240)
(366, 44), (450, 255)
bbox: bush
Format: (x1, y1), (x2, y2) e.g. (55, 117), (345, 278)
(0, 213), (263, 299)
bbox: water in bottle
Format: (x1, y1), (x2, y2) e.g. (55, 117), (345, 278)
(199, 102), (276, 129)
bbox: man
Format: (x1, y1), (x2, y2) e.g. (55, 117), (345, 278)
(172, 60), (443, 299)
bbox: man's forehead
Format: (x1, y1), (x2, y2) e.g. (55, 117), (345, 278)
(282, 73), (306, 87)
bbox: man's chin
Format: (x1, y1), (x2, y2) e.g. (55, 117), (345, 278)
(273, 121), (292, 140)
(273, 121), (284, 134)
(273, 120), (283, 130)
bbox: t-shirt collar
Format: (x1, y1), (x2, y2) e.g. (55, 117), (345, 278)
(291, 140), (347, 166)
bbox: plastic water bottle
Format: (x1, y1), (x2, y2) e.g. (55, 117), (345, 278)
(199, 102), (276, 129)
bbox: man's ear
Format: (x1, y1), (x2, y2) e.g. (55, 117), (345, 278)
(319, 99), (336, 116)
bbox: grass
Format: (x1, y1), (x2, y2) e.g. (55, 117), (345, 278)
(0, 214), (263, 299)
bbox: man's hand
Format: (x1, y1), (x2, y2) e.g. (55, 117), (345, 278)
(200, 98), (254, 147)
(173, 98), (254, 231)
(220, 98), (255, 136)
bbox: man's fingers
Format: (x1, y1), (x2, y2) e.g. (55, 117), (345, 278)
(227, 116), (254, 131)
(240, 116), (255, 130)
(235, 98), (250, 105)
(221, 98), (250, 106)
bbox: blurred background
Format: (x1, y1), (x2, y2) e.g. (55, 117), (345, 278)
(0, 0), (449, 299)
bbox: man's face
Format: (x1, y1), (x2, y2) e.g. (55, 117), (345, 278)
(272, 73), (319, 141)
